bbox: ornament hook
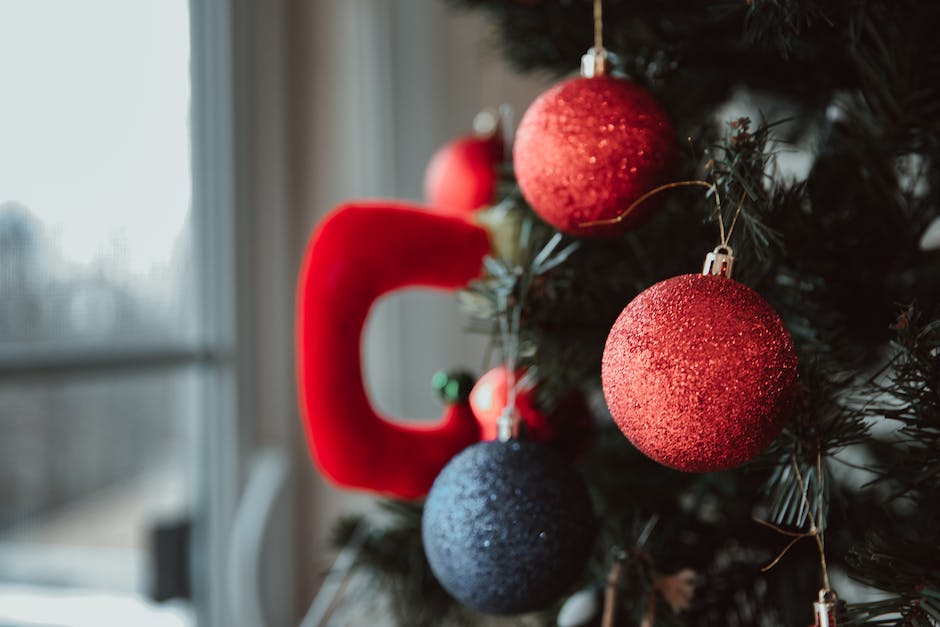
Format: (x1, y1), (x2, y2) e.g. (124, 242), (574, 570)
(814, 589), (846, 627)
(702, 244), (735, 278)
(581, 0), (607, 77)
(496, 406), (520, 442)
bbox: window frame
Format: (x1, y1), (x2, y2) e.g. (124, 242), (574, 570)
(189, 1), (243, 625)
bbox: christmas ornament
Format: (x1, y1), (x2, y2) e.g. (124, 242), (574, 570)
(469, 366), (593, 455)
(296, 201), (490, 499)
(602, 244), (798, 472)
(470, 367), (549, 440)
(422, 438), (595, 614)
(513, 45), (676, 238)
(814, 589), (846, 627)
(424, 109), (504, 216)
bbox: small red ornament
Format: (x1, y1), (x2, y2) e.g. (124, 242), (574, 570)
(469, 367), (551, 441)
(296, 201), (490, 499)
(601, 273), (798, 472)
(424, 132), (503, 216)
(513, 74), (677, 238)
(469, 366), (593, 456)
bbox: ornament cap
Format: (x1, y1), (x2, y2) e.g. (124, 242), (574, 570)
(580, 47), (608, 77)
(472, 108), (500, 138)
(497, 407), (520, 442)
(702, 245), (735, 278)
(814, 589), (846, 627)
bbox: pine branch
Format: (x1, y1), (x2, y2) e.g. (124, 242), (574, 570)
(742, 1), (834, 59)
(866, 306), (940, 498)
(703, 116), (788, 266)
(329, 501), (489, 627)
(846, 521), (940, 627)
(357, 2), (940, 624)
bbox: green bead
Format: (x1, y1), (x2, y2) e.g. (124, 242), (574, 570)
(431, 370), (450, 392)
(431, 369), (476, 404)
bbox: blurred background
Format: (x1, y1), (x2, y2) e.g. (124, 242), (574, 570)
(0, 1), (548, 625)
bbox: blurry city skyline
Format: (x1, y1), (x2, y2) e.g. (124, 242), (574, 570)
(0, 3), (197, 622)
(0, 0), (193, 347)
(0, 0), (191, 277)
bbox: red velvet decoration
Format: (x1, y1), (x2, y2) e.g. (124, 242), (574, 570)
(296, 202), (491, 499)
(424, 134), (503, 215)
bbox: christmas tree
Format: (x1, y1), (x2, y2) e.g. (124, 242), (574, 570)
(297, 1), (940, 625)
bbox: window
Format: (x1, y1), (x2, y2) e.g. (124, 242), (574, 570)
(0, 1), (226, 624)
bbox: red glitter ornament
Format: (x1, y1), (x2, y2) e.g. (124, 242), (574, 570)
(513, 74), (677, 238)
(601, 274), (798, 472)
(469, 366), (551, 441)
(424, 133), (502, 216)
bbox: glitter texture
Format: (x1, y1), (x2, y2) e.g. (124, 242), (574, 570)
(513, 75), (677, 238)
(601, 274), (798, 472)
(422, 440), (595, 615)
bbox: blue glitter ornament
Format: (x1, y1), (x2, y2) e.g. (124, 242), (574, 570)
(422, 439), (595, 615)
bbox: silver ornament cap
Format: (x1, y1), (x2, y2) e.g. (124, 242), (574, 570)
(580, 47), (608, 77)
(702, 244), (735, 278)
(814, 589), (846, 627)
